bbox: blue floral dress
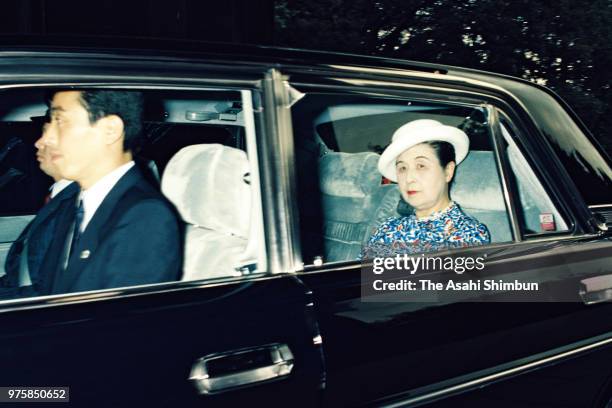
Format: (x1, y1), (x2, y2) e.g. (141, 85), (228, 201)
(361, 202), (490, 258)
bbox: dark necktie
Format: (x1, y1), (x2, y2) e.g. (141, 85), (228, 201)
(69, 199), (84, 259)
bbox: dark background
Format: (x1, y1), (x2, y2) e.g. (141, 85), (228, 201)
(0, 0), (610, 157)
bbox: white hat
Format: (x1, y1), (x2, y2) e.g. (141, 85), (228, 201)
(378, 119), (470, 182)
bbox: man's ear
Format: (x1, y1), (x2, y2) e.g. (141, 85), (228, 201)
(445, 161), (456, 183)
(98, 115), (125, 146)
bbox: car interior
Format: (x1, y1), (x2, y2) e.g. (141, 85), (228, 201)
(0, 87), (259, 283)
(0, 88), (570, 287)
(291, 94), (568, 265)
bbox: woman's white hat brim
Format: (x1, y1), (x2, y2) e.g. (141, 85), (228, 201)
(378, 119), (470, 182)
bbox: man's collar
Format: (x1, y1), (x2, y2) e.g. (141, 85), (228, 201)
(79, 161), (135, 232)
(50, 179), (74, 199)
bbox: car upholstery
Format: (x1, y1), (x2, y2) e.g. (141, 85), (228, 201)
(161, 144), (251, 280)
(450, 150), (512, 242)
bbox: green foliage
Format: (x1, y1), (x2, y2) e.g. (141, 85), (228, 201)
(274, 0), (612, 156)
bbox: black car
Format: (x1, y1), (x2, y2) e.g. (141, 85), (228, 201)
(0, 36), (611, 407)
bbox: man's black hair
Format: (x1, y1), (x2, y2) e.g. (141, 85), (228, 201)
(77, 90), (144, 153)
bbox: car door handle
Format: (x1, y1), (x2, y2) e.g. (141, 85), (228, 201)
(579, 274), (612, 305)
(189, 343), (294, 395)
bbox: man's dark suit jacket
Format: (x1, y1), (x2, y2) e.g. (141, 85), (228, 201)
(1, 182), (79, 299)
(38, 166), (182, 295)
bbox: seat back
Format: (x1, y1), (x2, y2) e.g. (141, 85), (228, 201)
(161, 144), (251, 280)
(318, 151), (382, 261)
(451, 150), (512, 242)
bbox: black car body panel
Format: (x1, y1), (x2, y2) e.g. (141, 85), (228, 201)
(300, 236), (612, 406)
(0, 275), (324, 407)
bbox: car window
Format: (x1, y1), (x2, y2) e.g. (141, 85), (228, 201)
(499, 117), (569, 236)
(291, 93), (513, 266)
(0, 87), (266, 301)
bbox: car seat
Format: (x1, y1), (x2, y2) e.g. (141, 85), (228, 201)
(318, 151), (384, 262)
(449, 150), (513, 242)
(161, 144), (252, 280)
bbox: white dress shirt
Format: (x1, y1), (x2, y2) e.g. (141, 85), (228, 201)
(50, 179), (73, 198)
(79, 161), (135, 233)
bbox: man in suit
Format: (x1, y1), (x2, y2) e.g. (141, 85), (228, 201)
(0, 122), (77, 299)
(37, 90), (182, 295)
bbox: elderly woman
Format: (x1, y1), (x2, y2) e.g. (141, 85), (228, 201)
(362, 119), (490, 258)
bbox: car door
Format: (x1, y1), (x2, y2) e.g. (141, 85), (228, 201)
(0, 55), (323, 407)
(283, 68), (612, 407)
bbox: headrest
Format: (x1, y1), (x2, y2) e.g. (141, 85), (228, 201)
(319, 152), (381, 198)
(161, 144), (251, 238)
(451, 150), (506, 211)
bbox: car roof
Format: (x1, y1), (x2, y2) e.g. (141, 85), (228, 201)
(0, 34), (555, 92)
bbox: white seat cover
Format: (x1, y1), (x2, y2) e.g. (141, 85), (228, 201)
(161, 144), (251, 280)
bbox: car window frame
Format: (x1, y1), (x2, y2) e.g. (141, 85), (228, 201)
(0, 79), (274, 310)
(284, 78), (588, 271)
(493, 108), (576, 240)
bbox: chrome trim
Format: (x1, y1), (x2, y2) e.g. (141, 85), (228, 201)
(327, 78), (494, 101)
(325, 64), (516, 96)
(241, 90), (268, 272)
(0, 271), (299, 313)
(379, 330), (612, 407)
(589, 206), (612, 232)
(301, 232), (600, 274)
(521, 232), (599, 244)
(301, 240), (516, 274)
(292, 78), (500, 101)
(303, 232), (604, 274)
(189, 343), (294, 395)
(0, 78), (262, 89)
(293, 85), (491, 109)
(324, 73), (510, 95)
(580, 274), (612, 305)
(284, 81), (305, 107)
(486, 105), (522, 242)
(327, 64), (447, 77)
(260, 69), (304, 273)
(593, 213), (610, 232)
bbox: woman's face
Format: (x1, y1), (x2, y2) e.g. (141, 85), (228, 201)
(395, 143), (455, 217)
